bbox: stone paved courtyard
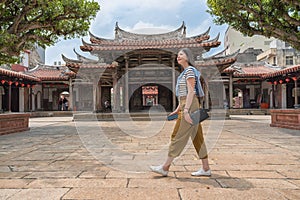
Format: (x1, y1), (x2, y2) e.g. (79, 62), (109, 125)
(0, 114), (299, 199)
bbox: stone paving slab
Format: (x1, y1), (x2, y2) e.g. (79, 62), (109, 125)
(0, 115), (299, 199)
(62, 188), (179, 200)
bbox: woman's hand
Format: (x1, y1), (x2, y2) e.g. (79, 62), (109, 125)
(168, 111), (178, 116)
(168, 104), (180, 116)
(183, 111), (193, 124)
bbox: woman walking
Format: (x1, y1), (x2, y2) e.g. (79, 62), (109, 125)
(150, 48), (211, 177)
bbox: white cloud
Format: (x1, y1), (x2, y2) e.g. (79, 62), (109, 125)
(45, 0), (226, 64)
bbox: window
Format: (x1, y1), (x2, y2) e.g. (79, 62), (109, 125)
(285, 42), (291, 48)
(286, 56), (294, 65)
(264, 40), (271, 46)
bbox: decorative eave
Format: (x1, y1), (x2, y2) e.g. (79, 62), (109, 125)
(262, 65), (300, 79)
(25, 61), (72, 81)
(80, 38), (221, 52)
(62, 54), (82, 73)
(190, 27), (211, 42)
(224, 63), (280, 78)
(74, 64), (115, 69)
(63, 54), (115, 74)
(73, 48), (98, 63)
(196, 50), (239, 72)
(114, 21), (186, 41)
(89, 31), (115, 45)
(200, 33), (221, 50)
(205, 47), (229, 61)
(0, 67), (40, 82)
(80, 24), (221, 53)
(27, 69), (70, 81)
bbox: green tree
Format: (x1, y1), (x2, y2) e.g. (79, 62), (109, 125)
(0, 0), (100, 64)
(207, 0), (300, 50)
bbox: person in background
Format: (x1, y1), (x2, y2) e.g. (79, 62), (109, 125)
(58, 95), (68, 111)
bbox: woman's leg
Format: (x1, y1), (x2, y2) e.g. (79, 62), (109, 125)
(168, 97), (200, 157)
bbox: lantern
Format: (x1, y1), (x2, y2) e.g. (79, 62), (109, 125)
(279, 80), (283, 84)
(1, 80), (5, 84)
(21, 83), (25, 87)
(285, 78), (290, 82)
(27, 84), (31, 88)
(8, 81), (12, 85)
(274, 81), (278, 85)
(15, 82), (19, 86)
(292, 77), (297, 81)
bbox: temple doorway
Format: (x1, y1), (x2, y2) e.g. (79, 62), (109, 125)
(129, 84), (174, 112)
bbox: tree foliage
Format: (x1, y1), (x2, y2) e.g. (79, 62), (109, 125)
(0, 0), (100, 64)
(207, 0), (300, 50)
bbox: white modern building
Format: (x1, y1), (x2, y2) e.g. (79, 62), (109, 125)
(224, 26), (274, 55)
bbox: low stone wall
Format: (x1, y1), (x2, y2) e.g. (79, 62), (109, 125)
(0, 113), (30, 135)
(270, 109), (300, 130)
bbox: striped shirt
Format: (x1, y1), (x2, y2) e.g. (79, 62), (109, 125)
(176, 66), (197, 97)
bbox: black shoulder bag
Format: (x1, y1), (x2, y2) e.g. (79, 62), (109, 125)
(189, 69), (209, 125)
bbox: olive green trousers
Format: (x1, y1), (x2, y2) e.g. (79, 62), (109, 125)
(168, 96), (208, 159)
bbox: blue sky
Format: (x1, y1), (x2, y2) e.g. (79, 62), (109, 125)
(45, 0), (228, 65)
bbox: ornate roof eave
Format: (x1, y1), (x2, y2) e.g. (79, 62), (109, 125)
(62, 54), (83, 64)
(0, 67), (41, 82)
(75, 63), (116, 70)
(28, 61), (62, 73)
(204, 46), (228, 60)
(89, 31), (114, 44)
(62, 54), (82, 73)
(200, 33), (221, 50)
(196, 49), (239, 72)
(80, 38), (98, 52)
(233, 73), (265, 78)
(262, 64), (300, 79)
(114, 21), (186, 40)
(73, 48), (99, 63)
(190, 27), (211, 42)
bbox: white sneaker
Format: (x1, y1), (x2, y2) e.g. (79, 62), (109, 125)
(150, 165), (168, 177)
(191, 168), (211, 176)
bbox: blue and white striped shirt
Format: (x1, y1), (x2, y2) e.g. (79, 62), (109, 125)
(175, 66), (204, 97)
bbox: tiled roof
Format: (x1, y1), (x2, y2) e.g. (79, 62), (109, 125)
(0, 68), (40, 82)
(114, 21), (187, 41)
(236, 66), (276, 77)
(28, 69), (69, 81)
(262, 65), (300, 78)
(197, 57), (236, 67)
(223, 65), (278, 78)
(80, 40), (221, 52)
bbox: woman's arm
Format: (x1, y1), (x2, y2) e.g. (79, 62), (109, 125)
(168, 104), (180, 116)
(183, 77), (195, 124)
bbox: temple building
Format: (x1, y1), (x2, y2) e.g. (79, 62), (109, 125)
(1, 23), (299, 113)
(63, 22), (238, 112)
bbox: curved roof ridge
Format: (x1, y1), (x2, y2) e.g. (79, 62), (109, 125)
(27, 61), (61, 72)
(89, 31), (114, 44)
(190, 27), (211, 40)
(114, 21), (186, 40)
(205, 49), (240, 60)
(0, 67), (40, 82)
(81, 38), (98, 46)
(203, 33), (220, 43)
(62, 54), (83, 64)
(73, 48), (99, 63)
